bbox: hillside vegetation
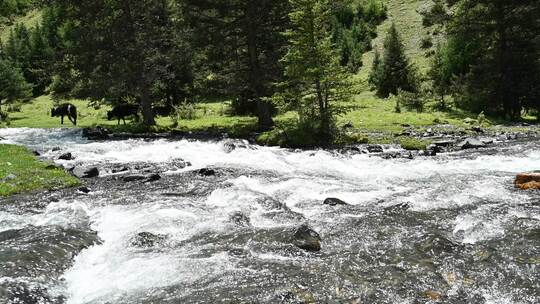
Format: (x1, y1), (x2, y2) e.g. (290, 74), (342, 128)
(1, 0), (538, 147)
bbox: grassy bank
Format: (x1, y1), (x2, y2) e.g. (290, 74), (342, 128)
(2, 94), (536, 147)
(0, 144), (79, 197)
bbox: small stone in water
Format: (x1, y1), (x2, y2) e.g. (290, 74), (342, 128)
(293, 224), (321, 252)
(144, 174), (161, 183)
(78, 187), (91, 194)
(58, 152), (74, 160)
(198, 168), (216, 176)
(323, 197), (348, 206)
(130, 232), (166, 247)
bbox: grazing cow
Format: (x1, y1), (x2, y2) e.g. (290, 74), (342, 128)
(107, 104), (139, 125)
(51, 103), (77, 125)
(152, 104), (174, 117)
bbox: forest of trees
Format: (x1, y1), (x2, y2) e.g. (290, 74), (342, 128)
(0, 0), (539, 143)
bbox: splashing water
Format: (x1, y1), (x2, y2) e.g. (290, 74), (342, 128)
(1, 128), (539, 304)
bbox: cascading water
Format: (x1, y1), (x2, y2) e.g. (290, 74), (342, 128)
(0, 128), (539, 304)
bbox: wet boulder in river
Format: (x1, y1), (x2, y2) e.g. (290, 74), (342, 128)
(457, 138), (486, 150)
(367, 145), (384, 153)
(58, 152), (74, 160)
(198, 168), (216, 177)
(323, 197), (348, 206)
(130, 232), (166, 248)
(515, 172), (540, 190)
(77, 186), (91, 194)
(72, 166), (99, 178)
(144, 173), (161, 183)
(82, 126), (111, 140)
(229, 211), (251, 227)
(123, 173), (161, 183)
(122, 175), (147, 182)
(292, 224), (321, 252)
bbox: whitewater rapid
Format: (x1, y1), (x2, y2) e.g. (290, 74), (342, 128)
(0, 128), (538, 304)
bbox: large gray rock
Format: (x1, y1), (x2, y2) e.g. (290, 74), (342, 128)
(123, 173), (161, 183)
(82, 126), (111, 140)
(72, 166), (99, 178)
(457, 138), (486, 150)
(367, 145), (384, 153)
(292, 224), (321, 252)
(58, 152), (74, 160)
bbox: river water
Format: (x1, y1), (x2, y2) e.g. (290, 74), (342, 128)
(0, 128), (538, 304)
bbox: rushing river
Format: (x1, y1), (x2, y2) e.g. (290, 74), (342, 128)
(0, 128), (539, 304)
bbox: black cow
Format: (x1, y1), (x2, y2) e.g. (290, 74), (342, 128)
(107, 104), (139, 125)
(51, 103), (77, 125)
(153, 104), (174, 117)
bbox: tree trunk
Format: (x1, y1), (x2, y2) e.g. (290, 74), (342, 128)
(246, 0), (273, 130)
(140, 88), (156, 126)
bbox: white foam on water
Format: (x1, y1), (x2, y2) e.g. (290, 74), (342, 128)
(59, 199), (241, 304)
(1, 128), (539, 302)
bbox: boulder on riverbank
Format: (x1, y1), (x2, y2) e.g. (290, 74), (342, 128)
(515, 172), (540, 190)
(457, 138), (486, 150)
(72, 166), (99, 178)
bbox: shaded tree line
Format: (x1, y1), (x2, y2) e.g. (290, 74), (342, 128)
(1, 0), (386, 140)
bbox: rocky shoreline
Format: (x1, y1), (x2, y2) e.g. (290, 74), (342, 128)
(81, 123), (540, 159)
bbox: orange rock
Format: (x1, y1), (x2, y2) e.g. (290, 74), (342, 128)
(515, 172), (540, 190)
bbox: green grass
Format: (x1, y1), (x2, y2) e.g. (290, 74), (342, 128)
(0, 144), (80, 196)
(1, 96), (260, 136)
(360, 0), (435, 82)
(398, 136), (430, 150)
(0, 9), (43, 42)
(339, 91), (469, 133)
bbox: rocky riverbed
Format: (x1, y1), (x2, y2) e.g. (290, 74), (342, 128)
(0, 128), (539, 304)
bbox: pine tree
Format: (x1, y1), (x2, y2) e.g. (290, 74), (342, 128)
(0, 58), (32, 112)
(429, 43), (451, 110)
(373, 23), (417, 98)
(277, 0), (353, 145)
(54, 0), (188, 125)
(446, 0), (540, 118)
(183, 0), (290, 129)
(368, 49), (382, 88)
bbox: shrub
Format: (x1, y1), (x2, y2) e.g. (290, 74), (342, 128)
(174, 103), (198, 120)
(420, 36), (433, 49)
(337, 131), (370, 145)
(0, 111), (9, 122)
(257, 119), (332, 148)
(399, 137), (429, 150)
(397, 89), (425, 113)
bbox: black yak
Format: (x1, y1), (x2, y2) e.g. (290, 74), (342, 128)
(51, 103), (77, 125)
(107, 104), (139, 125)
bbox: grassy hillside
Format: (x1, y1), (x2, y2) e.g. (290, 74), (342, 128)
(0, 9), (42, 42)
(360, 0), (435, 81)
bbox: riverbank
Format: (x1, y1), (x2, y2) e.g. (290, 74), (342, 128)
(1, 95), (539, 149)
(0, 144), (79, 196)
